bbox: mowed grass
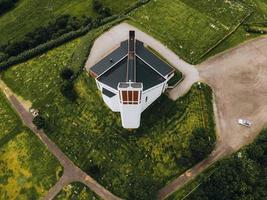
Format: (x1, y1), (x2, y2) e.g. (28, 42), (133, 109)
(0, 0), (137, 45)
(130, 0), (251, 64)
(202, 0), (267, 59)
(1, 28), (215, 199)
(55, 182), (101, 200)
(0, 91), (62, 199)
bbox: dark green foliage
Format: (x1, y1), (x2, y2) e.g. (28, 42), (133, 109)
(0, 0), (18, 16)
(189, 128), (215, 162)
(1, 15), (92, 57)
(32, 115), (46, 130)
(189, 129), (267, 200)
(245, 25), (267, 34)
(60, 68), (74, 80)
(168, 71), (183, 87)
(93, 0), (112, 18)
(0, 15), (120, 71)
(60, 81), (77, 102)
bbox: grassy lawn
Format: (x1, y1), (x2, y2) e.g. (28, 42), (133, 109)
(0, 91), (62, 199)
(1, 26), (216, 199)
(0, 0), (137, 45)
(55, 182), (101, 200)
(130, 0), (251, 64)
(202, 0), (267, 60)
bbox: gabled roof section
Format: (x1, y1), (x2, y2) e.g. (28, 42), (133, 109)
(90, 41), (128, 77)
(136, 40), (174, 77)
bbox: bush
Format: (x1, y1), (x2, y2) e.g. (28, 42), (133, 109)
(92, 0), (111, 18)
(0, 0), (18, 16)
(60, 68), (74, 80)
(245, 25), (267, 34)
(60, 81), (77, 102)
(189, 127), (215, 162)
(33, 115), (46, 130)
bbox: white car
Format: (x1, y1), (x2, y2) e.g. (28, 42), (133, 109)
(238, 119), (252, 127)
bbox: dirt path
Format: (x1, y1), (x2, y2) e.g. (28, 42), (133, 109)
(85, 22), (199, 100)
(157, 36), (267, 199)
(1, 86), (121, 200)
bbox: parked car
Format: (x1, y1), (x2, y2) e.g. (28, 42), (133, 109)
(238, 119), (252, 127)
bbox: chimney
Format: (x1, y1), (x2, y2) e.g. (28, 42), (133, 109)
(126, 31), (136, 82)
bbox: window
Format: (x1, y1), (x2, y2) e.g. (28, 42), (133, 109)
(120, 90), (141, 105)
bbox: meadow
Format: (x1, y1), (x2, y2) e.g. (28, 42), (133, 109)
(0, 0), (137, 45)
(1, 27), (215, 199)
(55, 182), (101, 200)
(0, 91), (62, 199)
(130, 0), (251, 64)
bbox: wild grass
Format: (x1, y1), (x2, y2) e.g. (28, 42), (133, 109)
(0, 0), (137, 45)
(55, 182), (101, 200)
(1, 27), (216, 199)
(130, 0), (251, 64)
(0, 91), (62, 199)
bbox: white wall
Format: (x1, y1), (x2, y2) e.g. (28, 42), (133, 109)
(102, 94), (120, 112)
(141, 82), (166, 112)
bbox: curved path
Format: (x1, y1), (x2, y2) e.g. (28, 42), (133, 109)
(2, 23), (267, 200)
(0, 82), (122, 200)
(158, 35), (267, 199)
(85, 22), (267, 199)
(85, 22), (199, 100)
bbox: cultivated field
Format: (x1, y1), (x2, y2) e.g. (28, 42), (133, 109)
(0, 91), (62, 199)
(55, 182), (101, 200)
(0, 0), (137, 45)
(130, 0), (251, 63)
(1, 28), (215, 199)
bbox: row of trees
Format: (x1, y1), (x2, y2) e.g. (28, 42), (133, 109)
(0, 15), (93, 58)
(190, 129), (267, 200)
(0, 0), (18, 16)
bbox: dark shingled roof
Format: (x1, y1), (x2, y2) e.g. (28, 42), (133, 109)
(90, 41), (128, 76)
(90, 37), (174, 91)
(102, 88), (116, 98)
(135, 40), (174, 77)
(98, 57), (165, 91)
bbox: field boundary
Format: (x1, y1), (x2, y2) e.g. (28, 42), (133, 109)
(196, 11), (253, 64)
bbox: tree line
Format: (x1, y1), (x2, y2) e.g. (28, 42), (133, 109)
(0, 0), (18, 16)
(190, 129), (267, 200)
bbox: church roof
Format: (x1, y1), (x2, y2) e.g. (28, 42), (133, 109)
(90, 33), (174, 91)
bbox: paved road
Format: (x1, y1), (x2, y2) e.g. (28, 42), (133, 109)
(85, 22), (199, 100)
(4, 92), (121, 200)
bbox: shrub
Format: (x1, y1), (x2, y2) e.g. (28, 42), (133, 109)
(92, 0), (111, 18)
(60, 81), (77, 102)
(189, 127), (215, 162)
(0, 0), (18, 16)
(60, 68), (74, 80)
(33, 115), (46, 130)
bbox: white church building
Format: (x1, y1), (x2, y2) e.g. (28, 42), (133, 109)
(89, 31), (175, 129)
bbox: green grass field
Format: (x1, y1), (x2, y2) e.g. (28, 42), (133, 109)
(1, 26), (215, 199)
(130, 0), (251, 64)
(0, 0), (137, 45)
(55, 182), (101, 200)
(0, 91), (62, 199)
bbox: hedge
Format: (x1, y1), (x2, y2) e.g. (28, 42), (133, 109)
(0, 15), (119, 71)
